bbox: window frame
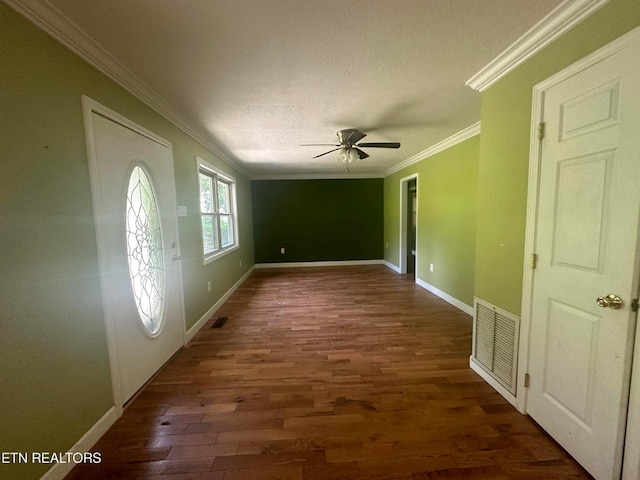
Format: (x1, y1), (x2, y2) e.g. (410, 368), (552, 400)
(196, 157), (239, 265)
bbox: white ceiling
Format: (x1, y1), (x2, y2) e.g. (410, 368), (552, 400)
(43, 0), (563, 177)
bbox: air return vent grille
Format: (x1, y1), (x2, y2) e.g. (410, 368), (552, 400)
(472, 298), (520, 395)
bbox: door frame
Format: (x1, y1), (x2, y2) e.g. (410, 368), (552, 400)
(399, 173), (419, 275)
(82, 95), (186, 411)
(519, 26), (640, 479)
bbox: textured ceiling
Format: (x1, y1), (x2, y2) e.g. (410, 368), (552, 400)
(46, 0), (562, 177)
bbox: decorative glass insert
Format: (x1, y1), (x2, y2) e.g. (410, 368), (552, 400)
(125, 165), (165, 335)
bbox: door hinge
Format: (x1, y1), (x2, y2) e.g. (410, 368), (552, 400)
(524, 373), (530, 388)
(538, 122), (546, 140)
(632, 299), (639, 313)
(531, 254), (538, 269)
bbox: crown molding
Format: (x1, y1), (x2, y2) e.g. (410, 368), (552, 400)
(466, 0), (609, 92)
(4, 0), (247, 176)
(250, 172), (385, 181)
(383, 121), (481, 177)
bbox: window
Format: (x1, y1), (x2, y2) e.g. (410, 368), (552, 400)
(197, 157), (239, 263)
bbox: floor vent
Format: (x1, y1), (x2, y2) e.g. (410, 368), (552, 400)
(211, 317), (228, 328)
(472, 298), (520, 395)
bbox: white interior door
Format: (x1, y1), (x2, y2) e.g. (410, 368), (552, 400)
(85, 99), (184, 405)
(527, 40), (640, 479)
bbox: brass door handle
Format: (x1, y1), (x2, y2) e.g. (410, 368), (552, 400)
(596, 294), (623, 309)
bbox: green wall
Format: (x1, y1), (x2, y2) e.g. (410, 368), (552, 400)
(0, 4), (253, 479)
(475, 0), (640, 315)
(252, 179), (383, 263)
(384, 136), (479, 307)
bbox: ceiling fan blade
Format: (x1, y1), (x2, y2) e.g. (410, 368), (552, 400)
(300, 143), (340, 146)
(354, 148), (369, 160)
(312, 147), (342, 159)
(356, 142), (401, 148)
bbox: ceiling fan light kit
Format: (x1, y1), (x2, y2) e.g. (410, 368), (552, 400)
(337, 148), (360, 164)
(302, 129), (401, 171)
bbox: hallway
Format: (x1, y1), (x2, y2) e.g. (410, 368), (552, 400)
(65, 265), (591, 479)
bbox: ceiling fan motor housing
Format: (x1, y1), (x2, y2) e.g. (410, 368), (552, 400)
(337, 129), (366, 147)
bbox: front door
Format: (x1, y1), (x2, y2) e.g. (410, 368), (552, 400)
(526, 39), (640, 478)
(84, 98), (184, 405)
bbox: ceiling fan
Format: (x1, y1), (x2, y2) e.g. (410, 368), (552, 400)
(301, 129), (400, 168)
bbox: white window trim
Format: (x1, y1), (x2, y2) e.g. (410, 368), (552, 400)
(196, 157), (239, 265)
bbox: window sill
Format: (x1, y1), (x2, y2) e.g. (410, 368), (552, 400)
(203, 244), (239, 266)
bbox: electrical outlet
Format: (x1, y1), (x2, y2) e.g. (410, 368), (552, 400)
(207, 281), (211, 292)
(239, 259), (242, 267)
(280, 247), (285, 254)
(429, 264), (434, 272)
(385, 242), (389, 249)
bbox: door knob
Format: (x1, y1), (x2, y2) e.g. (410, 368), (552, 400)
(596, 294), (623, 309)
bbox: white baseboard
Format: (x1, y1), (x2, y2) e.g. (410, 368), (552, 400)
(415, 277), (474, 316)
(40, 406), (120, 480)
(254, 259), (384, 268)
(185, 266), (255, 343)
(469, 357), (520, 410)
(383, 260), (401, 273)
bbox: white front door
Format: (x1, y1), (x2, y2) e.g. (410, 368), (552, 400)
(84, 98), (184, 405)
(527, 39), (640, 478)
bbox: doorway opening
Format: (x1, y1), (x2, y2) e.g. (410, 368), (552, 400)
(399, 174), (418, 277)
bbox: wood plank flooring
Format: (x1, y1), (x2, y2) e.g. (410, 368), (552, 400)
(65, 265), (592, 480)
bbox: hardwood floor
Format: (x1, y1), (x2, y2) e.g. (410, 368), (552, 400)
(65, 265), (592, 480)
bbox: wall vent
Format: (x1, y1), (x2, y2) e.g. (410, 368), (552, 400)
(472, 298), (520, 395)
